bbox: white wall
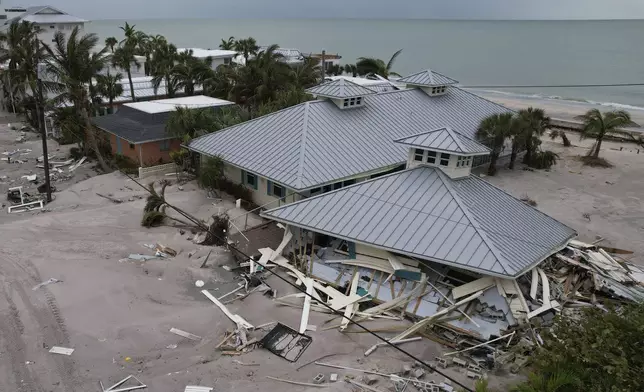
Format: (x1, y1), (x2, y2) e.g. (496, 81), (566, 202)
(223, 163), (299, 209)
(211, 57), (233, 69)
(37, 22), (84, 45)
(406, 148), (474, 178)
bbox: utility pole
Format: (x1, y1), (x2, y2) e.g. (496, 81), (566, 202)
(35, 40), (52, 202)
(320, 49), (326, 83)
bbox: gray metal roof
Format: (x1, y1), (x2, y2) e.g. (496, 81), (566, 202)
(398, 69), (458, 87)
(262, 166), (576, 277)
(306, 79), (377, 99)
(5, 5), (87, 25)
(394, 127), (490, 155)
(188, 86), (512, 190)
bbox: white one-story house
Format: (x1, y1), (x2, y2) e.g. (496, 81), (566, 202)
(187, 69), (503, 208)
(178, 48), (238, 69)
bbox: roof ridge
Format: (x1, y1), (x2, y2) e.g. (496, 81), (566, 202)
(189, 100), (321, 145)
(443, 127), (467, 152)
(434, 168), (510, 275)
(295, 102), (312, 189)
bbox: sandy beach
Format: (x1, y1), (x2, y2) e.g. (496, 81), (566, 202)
(474, 90), (644, 130)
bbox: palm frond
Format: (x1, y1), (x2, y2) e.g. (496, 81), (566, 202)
(386, 48), (403, 71)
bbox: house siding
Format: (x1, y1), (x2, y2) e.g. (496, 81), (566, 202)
(109, 134), (180, 166)
(223, 163), (300, 208)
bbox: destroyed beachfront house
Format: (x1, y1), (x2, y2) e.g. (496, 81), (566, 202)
(187, 70), (586, 340)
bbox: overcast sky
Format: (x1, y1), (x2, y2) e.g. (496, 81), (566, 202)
(19, 0), (644, 20)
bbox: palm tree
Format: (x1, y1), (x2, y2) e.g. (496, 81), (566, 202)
(234, 37), (259, 64)
(235, 44), (292, 108)
(111, 46), (139, 102)
(150, 38), (179, 97)
(291, 57), (321, 89)
(219, 36), (235, 50)
(356, 49), (402, 78)
(476, 113), (514, 175)
(575, 109), (636, 158)
(119, 22), (138, 46)
(507, 116), (526, 169)
(344, 64), (358, 77)
(517, 107), (551, 165)
(96, 71), (124, 112)
(105, 36), (118, 52)
(42, 27), (111, 172)
(0, 21), (44, 120)
(166, 106), (217, 140)
(172, 55), (213, 96)
(549, 129), (571, 147)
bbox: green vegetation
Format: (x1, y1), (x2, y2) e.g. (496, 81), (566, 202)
(477, 107), (560, 174)
(575, 109), (636, 161)
(354, 49), (403, 78)
(476, 112), (514, 176)
(512, 303), (644, 392)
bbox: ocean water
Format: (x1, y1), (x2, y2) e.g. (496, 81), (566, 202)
(87, 18), (644, 109)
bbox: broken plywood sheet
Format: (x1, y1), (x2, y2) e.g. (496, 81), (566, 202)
(452, 277), (495, 300)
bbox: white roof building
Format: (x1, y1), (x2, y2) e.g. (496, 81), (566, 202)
(2, 5), (87, 45)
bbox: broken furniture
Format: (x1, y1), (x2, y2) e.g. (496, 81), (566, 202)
(7, 186), (44, 213)
(100, 375), (146, 392)
(261, 322), (312, 362)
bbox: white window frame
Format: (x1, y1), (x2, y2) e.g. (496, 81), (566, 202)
(439, 153), (450, 167)
(426, 150), (437, 164)
(414, 148), (424, 162)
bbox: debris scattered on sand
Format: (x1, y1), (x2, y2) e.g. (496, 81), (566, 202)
(49, 346), (74, 355)
(32, 278), (62, 291)
(169, 328), (202, 341)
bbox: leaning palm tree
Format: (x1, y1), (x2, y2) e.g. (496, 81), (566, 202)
(356, 49), (403, 78)
(105, 36), (118, 52)
(111, 46), (139, 102)
(575, 109), (636, 158)
(476, 113), (514, 175)
(219, 36), (235, 50)
(549, 129), (571, 147)
(96, 71), (123, 112)
(517, 107), (551, 165)
(234, 37), (259, 64)
(42, 27), (111, 172)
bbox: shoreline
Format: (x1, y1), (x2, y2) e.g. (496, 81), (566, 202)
(472, 89), (644, 131)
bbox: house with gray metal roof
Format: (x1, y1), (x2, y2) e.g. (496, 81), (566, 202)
(2, 6), (87, 46)
(261, 132), (576, 278)
(187, 68), (511, 208)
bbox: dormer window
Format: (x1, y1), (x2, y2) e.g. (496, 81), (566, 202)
(431, 86), (446, 95)
(343, 96), (363, 108)
(306, 78), (376, 110)
(398, 69), (457, 97)
(394, 127), (491, 179)
(457, 156), (472, 167)
(426, 150), (437, 164)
